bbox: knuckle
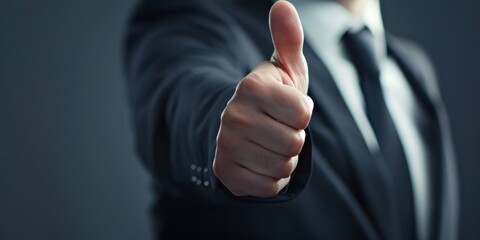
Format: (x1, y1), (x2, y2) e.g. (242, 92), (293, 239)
(284, 132), (305, 156)
(259, 180), (280, 198)
(221, 104), (251, 128)
(216, 123), (235, 146)
(237, 73), (264, 97)
(277, 159), (295, 179)
(255, 157), (271, 173)
(220, 104), (235, 124)
(293, 102), (312, 129)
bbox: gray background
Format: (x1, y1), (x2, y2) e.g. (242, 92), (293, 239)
(0, 0), (478, 239)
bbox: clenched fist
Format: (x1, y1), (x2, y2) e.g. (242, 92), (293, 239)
(213, 1), (313, 198)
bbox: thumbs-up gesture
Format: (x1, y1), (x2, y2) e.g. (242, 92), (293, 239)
(213, 1), (313, 198)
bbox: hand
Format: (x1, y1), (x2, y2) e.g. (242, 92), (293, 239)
(213, 1), (313, 198)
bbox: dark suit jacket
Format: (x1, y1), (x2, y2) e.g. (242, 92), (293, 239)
(124, 0), (459, 239)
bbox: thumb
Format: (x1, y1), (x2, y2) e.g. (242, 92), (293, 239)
(269, 1), (308, 94)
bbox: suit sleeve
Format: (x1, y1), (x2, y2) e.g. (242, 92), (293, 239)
(123, 0), (312, 203)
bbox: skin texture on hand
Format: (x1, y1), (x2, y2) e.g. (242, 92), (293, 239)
(213, 1), (313, 198)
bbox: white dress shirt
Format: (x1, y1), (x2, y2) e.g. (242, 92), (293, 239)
(287, 0), (431, 239)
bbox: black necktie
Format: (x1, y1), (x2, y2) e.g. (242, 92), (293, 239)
(342, 28), (416, 240)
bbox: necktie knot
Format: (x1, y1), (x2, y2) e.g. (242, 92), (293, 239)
(342, 27), (381, 78)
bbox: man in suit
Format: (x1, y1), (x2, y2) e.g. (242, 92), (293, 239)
(124, 0), (458, 239)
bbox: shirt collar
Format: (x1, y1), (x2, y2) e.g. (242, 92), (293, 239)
(275, 0), (387, 58)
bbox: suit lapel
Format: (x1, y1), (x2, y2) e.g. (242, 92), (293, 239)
(304, 42), (398, 239)
(387, 35), (449, 239)
(386, 36), (437, 116)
